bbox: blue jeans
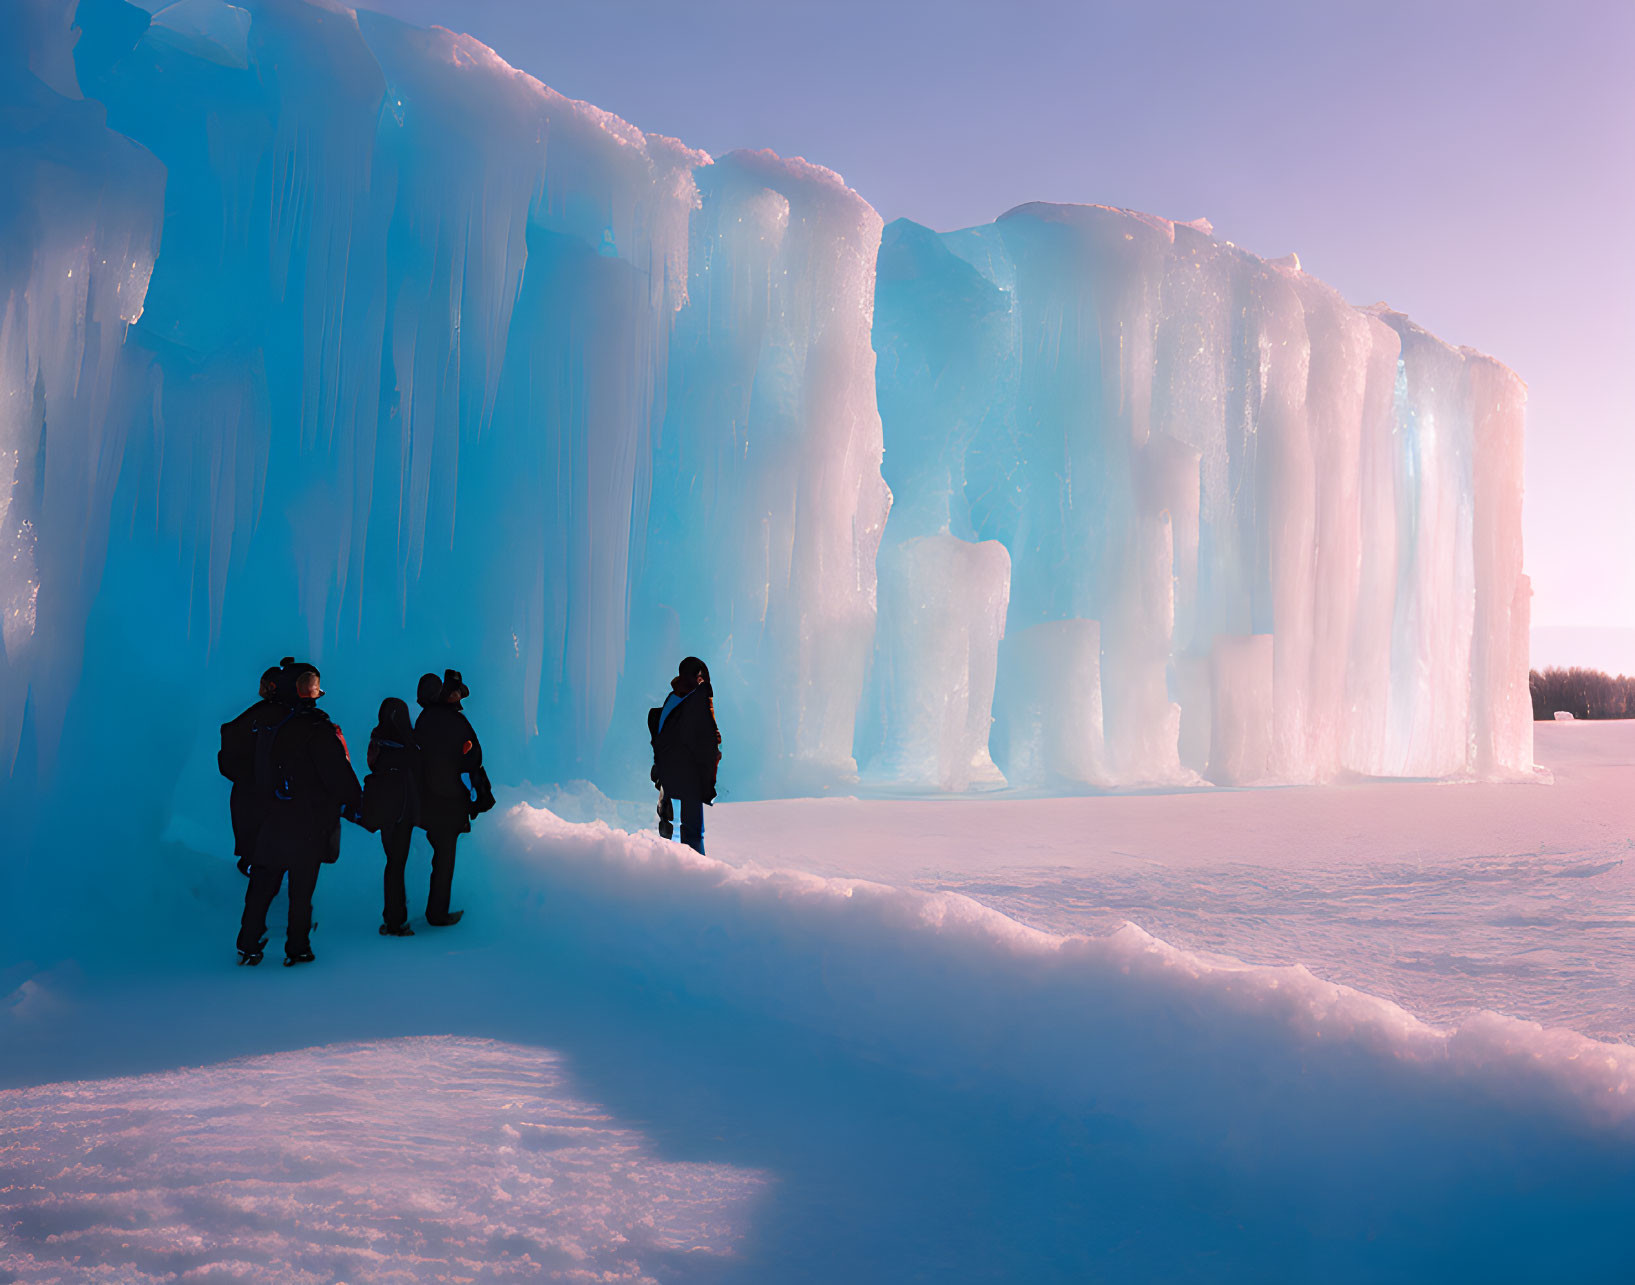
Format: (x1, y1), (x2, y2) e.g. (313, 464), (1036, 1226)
(657, 789), (704, 854)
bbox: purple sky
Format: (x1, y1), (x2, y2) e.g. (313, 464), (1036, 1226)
(334, 2), (1634, 629)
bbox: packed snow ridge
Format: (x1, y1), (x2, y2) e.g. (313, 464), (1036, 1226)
(504, 805), (1635, 1133)
(463, 804), (1635, 1276)
(2, 0), (1532, 820)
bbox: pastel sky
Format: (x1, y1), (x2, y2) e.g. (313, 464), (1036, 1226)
(214, 1), (1635, 628)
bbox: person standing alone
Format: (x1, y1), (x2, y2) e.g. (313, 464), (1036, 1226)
(236, 661), (362, 967)
(649, 656), (720, 854)
(414, 669), (493, 927)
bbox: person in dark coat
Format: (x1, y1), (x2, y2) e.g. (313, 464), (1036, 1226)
(235, 661), (362, 967)
(413, 669), (492, 927)
(649, 656), (720, 855)
(364, 697), (421, 937)
(218, 665), (283, 876)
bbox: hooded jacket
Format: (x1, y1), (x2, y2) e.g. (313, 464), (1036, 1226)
(252, 700), (363, 870)
(363, 700), (422, 833)
(650, 677), (721, 803)
(219, 697), (283, 858)
(415, 701), (484, 836)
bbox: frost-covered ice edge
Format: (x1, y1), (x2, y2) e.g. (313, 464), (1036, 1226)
(3, 0), (1531, 823)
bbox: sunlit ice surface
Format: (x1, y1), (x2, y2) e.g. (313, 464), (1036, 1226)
(0, 1037), (766, 1283)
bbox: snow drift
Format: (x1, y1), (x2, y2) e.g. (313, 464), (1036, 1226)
(2, 783), (1632, 1279)
(490, 804), (1635, 1278)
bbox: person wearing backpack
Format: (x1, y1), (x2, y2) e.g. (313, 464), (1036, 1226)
(235, 661), (362, 967)
(363, 697), (421, 937)
(218, 664), (284, 876)
(648, 656), (721, 854)
(413, 669), (494, 927)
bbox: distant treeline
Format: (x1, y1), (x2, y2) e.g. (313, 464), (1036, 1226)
(1530, 667), (1635, 720)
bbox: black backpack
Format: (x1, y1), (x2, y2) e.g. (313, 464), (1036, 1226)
(218, 716), (254, 785)
(252, 709), (298, 805)
(360, 738), (416, 833)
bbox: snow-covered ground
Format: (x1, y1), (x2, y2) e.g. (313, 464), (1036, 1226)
(3, 722), (1633, 1281)
(714, 720), (1635, 1041)
(0, 1038), (763, 1283)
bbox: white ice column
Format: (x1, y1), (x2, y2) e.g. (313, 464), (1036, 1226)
(1467, 353), (1532, 777)
(866, 219), (1017, 786)
(1257, 260), (1315, 781)
(993, 205), (1169, 626)
(1209, 634), (1275, 785)
(1123, 434), (1200, 782)
(0, 22), (163, 771)
(147, 361), (272, 640)
(1343, 316), (1403, 775)
(995, 205), (1188, 782)
(1375, 311), (1476, 778)
(1153, 221), (1240, 652)
(652, 150), (891, 789)
(998, 621), (1108, 787)
(352, 16), (705, 763)
(1139, 434), (1202, 658)
(359, 16), (553, 595)
(1152, 224), (1243, 777)
(1292, 269), (1370, 780)
(871, 535), (1010, 791)
(1102, 507), (1189, 784)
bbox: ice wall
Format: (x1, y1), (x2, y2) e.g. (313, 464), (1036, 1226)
(2, 0), (892, 831)
(871, 210), (1533, 787)
(863, 219), (1009, 789)
(637, 149), (891, 790)
(0, 5), (163, 775)
(0, 0), (1530, 838)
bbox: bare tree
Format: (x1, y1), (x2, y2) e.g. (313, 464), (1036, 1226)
(1530, 667), (1635, 720)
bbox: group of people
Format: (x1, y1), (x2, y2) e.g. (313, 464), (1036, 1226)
(217, 658), (493, 967)
(215, 652), (721, 968)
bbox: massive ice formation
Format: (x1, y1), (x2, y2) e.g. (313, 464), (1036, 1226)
(0, 0), (1532, 847)
(873, 210), (1534, 787)
(639, 149), (891, 789)
(1, 2), (163, 775)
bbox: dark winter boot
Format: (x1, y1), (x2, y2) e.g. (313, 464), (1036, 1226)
(656, 789), (674, 840)
(379, 923), (415, 937)
(425, 910), (464, 927)
(237, 939), (266, 966)
(283, 948), (317, 967)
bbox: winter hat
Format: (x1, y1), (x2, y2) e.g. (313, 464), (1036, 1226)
(276, 656), (319, 704)
(416, 672), (445, 708)
(442, 668), (469, 700)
